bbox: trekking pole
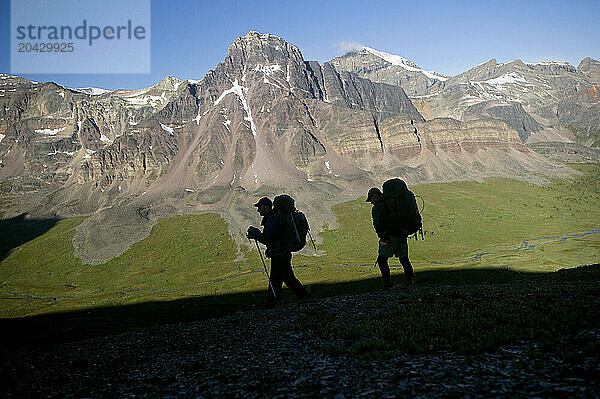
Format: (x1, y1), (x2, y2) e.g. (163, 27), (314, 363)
(415, 195), (425, 241)
(415, 195), (425, 213)
(254, 239), (276, 299)
(307, 230), (318, 252)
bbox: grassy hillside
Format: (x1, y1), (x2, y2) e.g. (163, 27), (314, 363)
(0, 214), (265, 318)
(1, 164), (599, 319)
(307, 163), (600, 273)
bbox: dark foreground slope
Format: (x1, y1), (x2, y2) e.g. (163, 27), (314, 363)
(2, 265), (599, 398)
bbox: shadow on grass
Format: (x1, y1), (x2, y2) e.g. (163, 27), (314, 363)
(0, 213), (59, 261)
(1, 265), (598, 350)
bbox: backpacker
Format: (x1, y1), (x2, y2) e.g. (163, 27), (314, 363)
(382, 178), (422, 237)
(273, 194), (310, 252)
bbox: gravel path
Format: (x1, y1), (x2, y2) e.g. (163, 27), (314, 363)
(2, 287), (599, 398)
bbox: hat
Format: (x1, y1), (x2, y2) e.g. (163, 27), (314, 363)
(366, 187), (382, 202)
(253, 197), (272, 208)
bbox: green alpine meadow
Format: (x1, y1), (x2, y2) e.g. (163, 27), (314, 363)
(2, 164), (598, 325)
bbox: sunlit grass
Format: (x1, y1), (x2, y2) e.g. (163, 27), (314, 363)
(0, 214), (263, 317)
(1, 164), (599, 318)
(299, 163), (600, 273)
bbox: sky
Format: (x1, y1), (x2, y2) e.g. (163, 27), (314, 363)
(0, 0), (598, 91)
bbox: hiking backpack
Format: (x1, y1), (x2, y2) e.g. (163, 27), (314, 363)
(382, 178), (422, 237)
(273, 194), (310, 252)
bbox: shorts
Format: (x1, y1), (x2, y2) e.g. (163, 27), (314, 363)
(378, 234), (408, 258)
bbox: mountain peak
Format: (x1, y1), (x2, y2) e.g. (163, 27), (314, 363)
(360, 46), (420, 70)
(243, 30), (284, 42)
(342, 45), (448, 82)
(479, 59), (498, 67)
(577, 57), (600, 85)
(230, 31), (296, 53)
(223, 31), (305, 76)
(153, 76), (183, 91)
(578, 57), (600, 71)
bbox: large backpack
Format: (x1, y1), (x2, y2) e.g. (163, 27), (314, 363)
(382, 178), (422, 236)
(273, 194), (310, 252)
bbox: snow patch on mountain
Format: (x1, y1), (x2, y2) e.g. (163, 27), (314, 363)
(223, 112), (232, 132)
(47, 149), (75, 156)
(362, 46), (448, 81)
(253, 64), (282, 75)
(193, 108), (209, 125)
(482, 73), (534, 88)
(215, 79), (258, 138)
(84, 148), (96, 159)
(159, 122), (175, 135)
(124, 91), (168, 108)
(35, 127), (66, 135)
(73, 87), (113, 96)
(524, 61), (572, 67)
(263, 77), (282, 89)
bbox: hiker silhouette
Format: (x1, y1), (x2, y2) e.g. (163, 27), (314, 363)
(367, 184), (414, 289)
(247, 196), (311, 308)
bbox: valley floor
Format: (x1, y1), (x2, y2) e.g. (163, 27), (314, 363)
(2, 265), (598, 398)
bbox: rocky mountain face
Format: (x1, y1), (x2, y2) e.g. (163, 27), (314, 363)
(332, 51), (600, 147)
(0, 32), (573, 263)
(329, 47), (448, 98)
